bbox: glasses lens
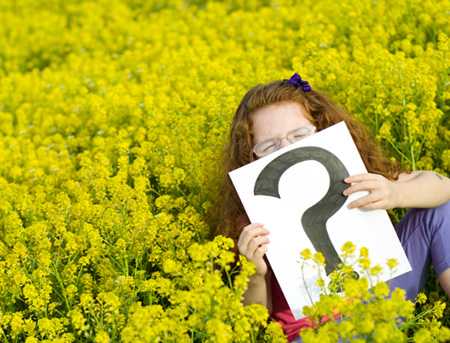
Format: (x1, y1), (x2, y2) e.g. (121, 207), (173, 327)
(289, 125), (315, 142)
(255, 141), (278, 156)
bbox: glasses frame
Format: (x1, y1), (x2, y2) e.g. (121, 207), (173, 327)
(252, 124), (317, 158)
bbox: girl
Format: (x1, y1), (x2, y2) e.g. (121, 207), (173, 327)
(211, 72), (450, 342)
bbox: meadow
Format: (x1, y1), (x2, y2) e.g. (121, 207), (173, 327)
(0, 0), (448, 341)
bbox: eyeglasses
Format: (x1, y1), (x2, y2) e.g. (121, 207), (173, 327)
(252, 124), (317, 158)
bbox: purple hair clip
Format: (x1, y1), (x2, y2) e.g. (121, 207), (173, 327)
(286, 72), (312, 92)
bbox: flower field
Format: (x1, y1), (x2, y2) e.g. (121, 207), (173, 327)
(0, 0), (448, 341)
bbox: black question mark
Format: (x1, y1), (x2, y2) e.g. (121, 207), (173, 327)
(254, 146), (349, 275)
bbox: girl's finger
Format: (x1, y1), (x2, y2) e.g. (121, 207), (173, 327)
(238, 226), (270, 253)
(240, 226), (270, 248)
(252, 244), (268, 260)
(345, 173), (382, 183)
(359, 200), (385, 210)
(347, 192), (381, 209)
(343, 181), (379, 196)
(247, 235), (270, 257)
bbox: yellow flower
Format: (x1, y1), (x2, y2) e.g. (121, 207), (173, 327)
(359, 247), (369, 258)
(369, 264), (382, 277)
(316, 278), (325, 288)
(415, 292), (427, 305)
(69, 309), (86, 332)
(95, 330), (110, 343)
(372, 282), (389, 298)
(341, 241), (356, 257)
(313, 252), (325, 265)
(205, 318), (233, 343)
(300, 248), (312, 260)
(386, 258), (399, 270)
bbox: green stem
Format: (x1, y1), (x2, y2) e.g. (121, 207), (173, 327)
(0, 237), (11, 251)
(398, 306), (435, 332)
(1, 328), (9, 341)
(301, 262), (314, 306)
(225, 268), (233, 289)
(365, 269), (373, 289)
(123, 254), (129, 276)
(385, 137), (410, 164)
(51, 260), (71, 312)
(416, 137), (425, 162)
(410, 144), (416, 171)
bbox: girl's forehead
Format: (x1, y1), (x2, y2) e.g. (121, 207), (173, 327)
(250, 103), (311, 134)
(251, 102), (309, 122)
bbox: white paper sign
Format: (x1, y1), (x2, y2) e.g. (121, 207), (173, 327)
(228, 121), (411, 319)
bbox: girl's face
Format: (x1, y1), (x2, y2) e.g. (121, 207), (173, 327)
(250, 101), (315, 159)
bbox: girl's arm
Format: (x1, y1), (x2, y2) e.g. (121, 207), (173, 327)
(242, 271), (272, 313)
(394, 170), (450, 208)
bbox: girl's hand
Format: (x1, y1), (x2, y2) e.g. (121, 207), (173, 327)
(342, 173), (399, 210)
(237, 223), (270, 276)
